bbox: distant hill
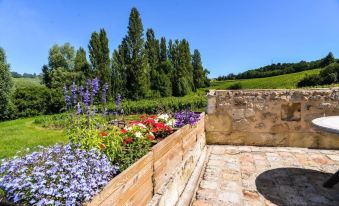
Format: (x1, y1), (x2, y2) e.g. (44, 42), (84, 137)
(209, 68), (339, 90)
(217, 52), (337, 80)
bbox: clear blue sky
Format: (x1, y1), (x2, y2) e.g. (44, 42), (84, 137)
(1, 0), (339, 78)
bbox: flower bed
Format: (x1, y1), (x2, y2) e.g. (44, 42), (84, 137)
(0, 78), (204, 205)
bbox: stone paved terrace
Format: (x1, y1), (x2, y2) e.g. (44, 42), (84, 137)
(191, 145), (339, 206)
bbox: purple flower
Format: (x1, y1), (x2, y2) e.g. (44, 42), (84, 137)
(71, 82), (77, 105)
(102, 83), (109, 104)
(63, 84), (71, 109)
(0, 144), (118, 205)
(115, 94), (121, 108)
(79, 85), (84, 101)
(83, 89), (90, 108)
(76, 103), (82, 115)
(174, 111), (200, 127)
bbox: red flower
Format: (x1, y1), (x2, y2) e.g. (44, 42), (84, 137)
(151, 127), (158, 133)
(149, 115), (157, 119)
(125, 137), (133, 144)
(100, 132), (108, 137)
(147, 134), (155, 141)
(99, 143), (106, 149)
(121, 128), (127, 134)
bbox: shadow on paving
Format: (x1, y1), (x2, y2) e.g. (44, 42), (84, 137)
(255, 168), (339, 206)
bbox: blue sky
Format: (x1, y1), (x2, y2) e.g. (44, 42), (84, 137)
(1, 0), (339, 78)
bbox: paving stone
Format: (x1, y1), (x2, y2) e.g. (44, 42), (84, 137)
(193, 145), (339, 206)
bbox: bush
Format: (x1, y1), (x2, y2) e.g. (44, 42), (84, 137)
(0, 144), (118, 205)
(33, 113), (69, 129)
(12, 86), (64, 118)
(105, 94), (207, 115)
(297, 74), (322, 87)
(227, 82), (243, 90)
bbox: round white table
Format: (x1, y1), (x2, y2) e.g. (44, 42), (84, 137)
(312, 116), (339, 134)
(312, 116), (339, 188)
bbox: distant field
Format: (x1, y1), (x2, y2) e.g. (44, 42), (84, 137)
(13, 77), (42, 88)
(0, 117), (67, 159)
(209, 69), (324, 90)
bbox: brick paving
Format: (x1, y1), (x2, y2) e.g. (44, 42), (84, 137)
(192, 145), (339, 206)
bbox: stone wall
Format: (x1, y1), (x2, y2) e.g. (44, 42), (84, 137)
(206, 89), (339, 149)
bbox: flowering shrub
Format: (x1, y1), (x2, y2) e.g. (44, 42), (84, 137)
(0, 144), (118, 205)
(174, 111), (201, 128)
(138, 115), (174, 139)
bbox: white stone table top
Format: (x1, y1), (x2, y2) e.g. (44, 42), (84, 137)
(312, 116), (339, 134)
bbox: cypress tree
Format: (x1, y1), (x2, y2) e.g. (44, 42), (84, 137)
(0, 47), (14, 120)
(125, 8), (150, 100)
(159, 37), (167, 63)
(192, 49), (206, 88)
(145, 28), (161, 92)
(171, 39), (194, 96)
(88, 29), (111, 93)
(111, 38), (128, 97)
(41, 64), (52, 88)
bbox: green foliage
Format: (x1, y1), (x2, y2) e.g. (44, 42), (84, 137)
(0, 47), (14, 121)
(66, 115), (123, 162)
(74, 47), (92, 83)
(89, 29), (111, 94)
(125, 8), (150, 100)
(33, 113), (69, 129)
(217, 53), (337, 80)
(12, 85), (64, 118)
(106, 93), (207, 114)
(320, 52), (335, 68)
(228, 82), (243, 90)
(297, 74), (322, 87)
(297, 63), (339, 87)
(115, 137), (152, 171)
(192, 49), (208, 88)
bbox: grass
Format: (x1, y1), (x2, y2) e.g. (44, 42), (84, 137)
(0, 117), (67, 159)
(209, 69), (323, 90)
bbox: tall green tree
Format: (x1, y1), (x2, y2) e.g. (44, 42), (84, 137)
(145, 28), (161, 92)
(74, 47), (92, 83)
(159, 37), (167, 63)
(0, 47), (14, 120)
(170, 39), (194, 96)
(111, 38), (128, 97)
(41, 64), (52, 88)
(48, 43), (75, 71)
(192, 49), (206, 88)
(44, 43), (76, 88)
(125, 8), (150, 99)
(320, 52), (335, 67)
(88, 29), (111, 91)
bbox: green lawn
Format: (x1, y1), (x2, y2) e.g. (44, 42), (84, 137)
(209, 69), (324, 90)
(0, 118), (67, 159)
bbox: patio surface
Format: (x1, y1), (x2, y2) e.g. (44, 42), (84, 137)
(192, 145), (339, 206)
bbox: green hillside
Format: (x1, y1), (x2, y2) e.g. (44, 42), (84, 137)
(13, 77), (42, 88)
(209, 68), (329, 90)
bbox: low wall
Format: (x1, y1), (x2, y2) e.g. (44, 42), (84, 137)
(206, 89), (339, 149)
(87, 113), (206, 206)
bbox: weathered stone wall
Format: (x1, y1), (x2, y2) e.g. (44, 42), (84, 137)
(206, 89), (339, 149)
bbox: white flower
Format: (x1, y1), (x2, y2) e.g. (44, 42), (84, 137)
(157, 114), (169, 121)
(135, 131), (142, 138)
(166, 119), (176, 126)
(137, 123), (147, 128)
